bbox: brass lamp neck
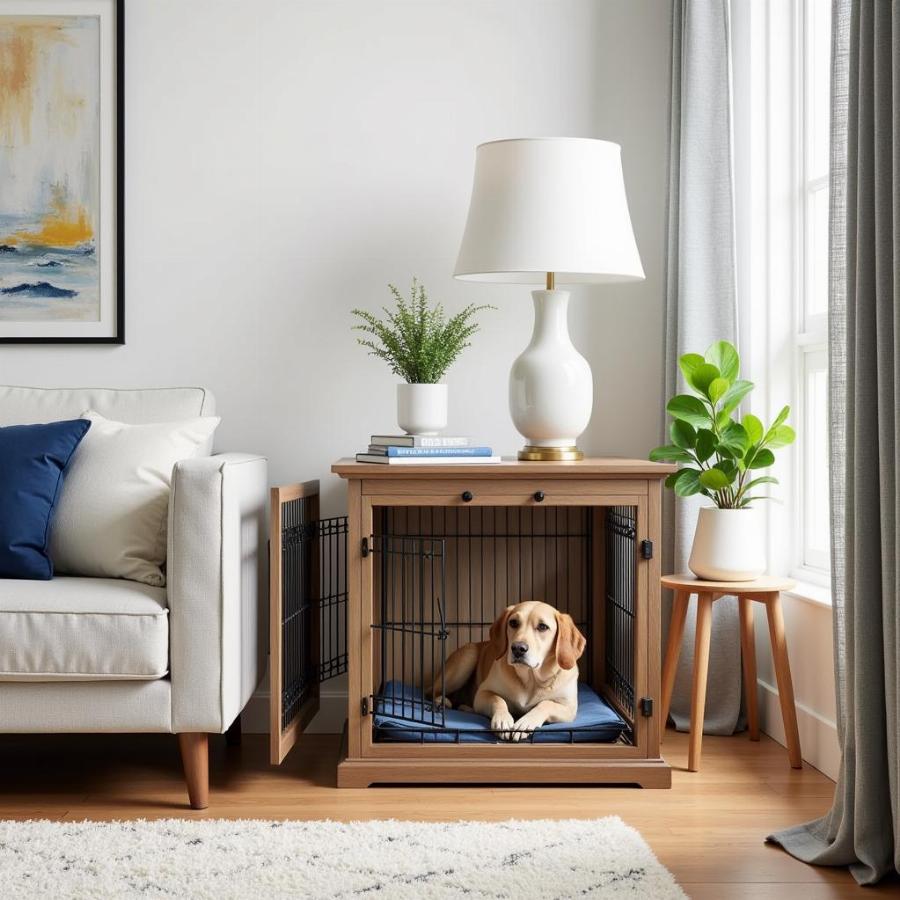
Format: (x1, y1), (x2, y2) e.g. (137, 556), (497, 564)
(546, 271), (555, 290)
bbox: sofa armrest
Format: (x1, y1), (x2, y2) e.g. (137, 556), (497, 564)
(167, 452), (268, 733)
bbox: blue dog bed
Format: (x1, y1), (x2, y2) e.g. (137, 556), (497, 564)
(373, 681), (626, 743)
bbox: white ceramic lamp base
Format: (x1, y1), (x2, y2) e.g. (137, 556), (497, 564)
(509, 290), (592, 461)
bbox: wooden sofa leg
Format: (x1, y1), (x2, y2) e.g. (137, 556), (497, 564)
(178, 733), (209, 809)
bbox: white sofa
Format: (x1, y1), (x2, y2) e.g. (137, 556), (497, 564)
(0, 386), (267, 809)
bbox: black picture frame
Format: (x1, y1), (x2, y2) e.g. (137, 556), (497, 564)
(0, 0), (124, 345)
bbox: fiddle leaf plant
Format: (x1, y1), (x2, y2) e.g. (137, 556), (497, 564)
(649, 340), (796, 509)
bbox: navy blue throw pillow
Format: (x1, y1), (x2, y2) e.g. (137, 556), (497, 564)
(0, 419), (91, 580)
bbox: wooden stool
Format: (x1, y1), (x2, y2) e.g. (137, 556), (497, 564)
(659, 574), (801, 772)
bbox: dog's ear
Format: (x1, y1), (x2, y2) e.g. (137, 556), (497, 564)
(554, 612), (587, 670)
(488, 605), (515, 660)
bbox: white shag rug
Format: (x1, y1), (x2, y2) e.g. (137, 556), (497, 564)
(0, 816), (685, 899)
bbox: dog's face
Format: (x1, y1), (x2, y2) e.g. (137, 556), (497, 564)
(489, 601), (586, 671)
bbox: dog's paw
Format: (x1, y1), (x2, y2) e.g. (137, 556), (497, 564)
(431, 695), (453, 710)
(509, 712), (544, 742)
(491, 711), (515, 740)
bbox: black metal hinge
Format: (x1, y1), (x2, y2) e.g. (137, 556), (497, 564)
(640, 697), (653, 717)
(361, 537), (369, 558)
(361, 696), (370, 716)
(640, 539), (654, 560)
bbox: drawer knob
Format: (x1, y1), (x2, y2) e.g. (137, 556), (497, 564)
(533, 490), (545, 503)
(461, 490), (474, 503)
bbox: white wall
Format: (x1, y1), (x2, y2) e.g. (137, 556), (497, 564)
(1, 0), (671, 505)
(1, 0), (672, 729)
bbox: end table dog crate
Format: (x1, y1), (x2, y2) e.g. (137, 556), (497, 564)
(269, 458), (674, 788)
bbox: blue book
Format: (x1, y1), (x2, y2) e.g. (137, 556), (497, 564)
(386, 446), (493, 458)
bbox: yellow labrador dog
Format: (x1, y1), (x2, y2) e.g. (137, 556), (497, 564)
(429, 601), (586, 742)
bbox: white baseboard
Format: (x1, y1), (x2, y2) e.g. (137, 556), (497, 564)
(241, 689), (348, 736)
(757, 679), (840, 781)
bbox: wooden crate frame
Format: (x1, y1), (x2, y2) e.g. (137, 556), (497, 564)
(330, 459), (672, 788)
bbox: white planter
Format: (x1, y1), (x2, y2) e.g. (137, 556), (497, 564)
(508, 289), (592, 451)
(397, 383), (448, 435)
(688, 506), (766, 581)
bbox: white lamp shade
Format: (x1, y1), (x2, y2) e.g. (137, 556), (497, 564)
(454, 137), (645, 284)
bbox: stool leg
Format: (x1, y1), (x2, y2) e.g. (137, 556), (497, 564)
(688, 592), (714, 772)
(738, 596), (760, 741)
(660, 590), (690, 735)
(765, 592), (802, 768)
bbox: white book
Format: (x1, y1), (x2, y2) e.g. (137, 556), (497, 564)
(355, 453), (502, 465)
(369, 434), (470, 448)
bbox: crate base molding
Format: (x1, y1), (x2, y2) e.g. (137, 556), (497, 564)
(270, 458), (675, 787)
(336, 748), (673, 788)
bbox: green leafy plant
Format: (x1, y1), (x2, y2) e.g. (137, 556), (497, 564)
(351, 279), (493, 383)
(649, 340), (796, 509)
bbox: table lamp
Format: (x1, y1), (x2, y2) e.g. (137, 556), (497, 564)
(454, 137), (644, 460)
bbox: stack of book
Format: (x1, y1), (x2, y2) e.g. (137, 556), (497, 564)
(356, 435), (501, 465)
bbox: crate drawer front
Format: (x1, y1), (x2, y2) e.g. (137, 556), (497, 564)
(361, 478), (647, 505)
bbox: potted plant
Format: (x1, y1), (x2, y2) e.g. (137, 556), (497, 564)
(649, 340), (796, 581)
(351, 279), (493, 435)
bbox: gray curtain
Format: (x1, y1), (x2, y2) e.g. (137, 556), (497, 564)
(767, 0), (899, 885)
(663, 0), (743, 736)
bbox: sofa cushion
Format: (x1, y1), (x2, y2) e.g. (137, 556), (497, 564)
(0, 577), (168, 681)
(50, 411), (220, 587)
(0, 385), (216, 426)
(0, 419), (91, 580)
(0, 385), (217, 455)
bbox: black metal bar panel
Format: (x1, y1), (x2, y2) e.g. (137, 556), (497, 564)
(604, 506), (637, 721)
(279, 505), (348, 735)
(280, 496), (316, 731)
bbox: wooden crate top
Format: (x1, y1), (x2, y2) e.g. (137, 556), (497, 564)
(332, 457), (676, 479)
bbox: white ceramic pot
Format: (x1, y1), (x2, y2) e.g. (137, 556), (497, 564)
(397, 383), (448, 435)
(688, 506), (766, 581)
(509, 289), (592, 451)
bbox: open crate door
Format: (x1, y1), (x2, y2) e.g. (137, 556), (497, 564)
(269, 481), (348, 764)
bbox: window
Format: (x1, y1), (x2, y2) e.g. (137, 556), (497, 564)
(801, 349), (829, 570)
(797, 0), (830, 578)
(732, 0), (832, 593)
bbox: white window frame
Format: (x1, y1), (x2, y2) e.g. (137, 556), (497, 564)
(732, 0), (832, 603)
(796, 0), (830, 579)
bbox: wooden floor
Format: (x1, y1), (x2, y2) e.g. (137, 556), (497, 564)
(0, 728), (895, 898)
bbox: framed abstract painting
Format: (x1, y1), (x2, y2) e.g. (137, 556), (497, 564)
(0, 0), (123, 344)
